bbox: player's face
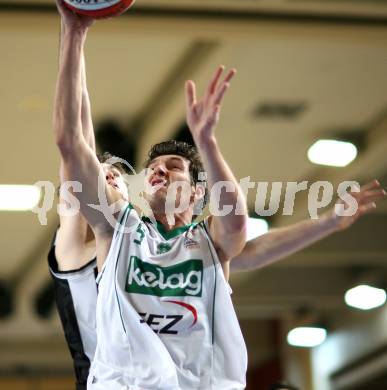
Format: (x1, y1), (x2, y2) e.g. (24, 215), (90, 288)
(145, 154), (194, 210)
(102, 163), (129, 200)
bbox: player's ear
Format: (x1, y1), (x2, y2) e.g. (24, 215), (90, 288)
(193, 182), (205, 203)
(191, 182), (206, 217)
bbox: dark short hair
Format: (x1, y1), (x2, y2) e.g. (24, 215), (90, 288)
(57, 151), (127, 197)
(98, 151), (128, 175)
(144, 140), (208, 208)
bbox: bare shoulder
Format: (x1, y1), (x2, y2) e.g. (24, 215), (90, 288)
(55, 222), (96, 271)
(93, 227), (117, 272)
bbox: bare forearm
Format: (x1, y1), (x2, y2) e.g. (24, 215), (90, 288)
(58, 19), (93, 149)
(185, 67), (247, 257)
(81, 53), (96, 150)
(231, 214), (339, 271)
(54, 28), (87, 148)
(197, 136), (247, 232)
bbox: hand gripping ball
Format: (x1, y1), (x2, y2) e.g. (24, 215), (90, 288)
(63, 0), (135, 19)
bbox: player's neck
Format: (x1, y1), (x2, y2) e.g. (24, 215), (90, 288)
(86, 224), (95, 243)
(153, 211), (193, 231)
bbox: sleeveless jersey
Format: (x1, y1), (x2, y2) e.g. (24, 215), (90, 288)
(48, 233), (98, 389)
(89, 204), (247, 390)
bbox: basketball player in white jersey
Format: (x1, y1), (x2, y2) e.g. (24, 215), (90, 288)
(56, 0), (386, 388)
(55, 0), (250, 388)
(50, 173), (385, 389)
(50, 83), (386, 390)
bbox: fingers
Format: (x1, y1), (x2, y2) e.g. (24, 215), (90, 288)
(186, 65), (236, 120)
(356, 189), (387, 204)
(56, 0), (94, 29)
(56, 0), (65, 13)
(213, 68), (236, 105)
(223, 68), (237, 84)
(214, 82), (230, 106)
(207, 65), (224, 95)
(56, 0), (70, 15)
(361, 179), (381, 192)
(367, 189), (386, 200)
(357, 202), (377, 216)
(56, 0), (80, 25)
(351, 180), (386, 205)
(185, 80), (197, 109)
(207, 66), (236, 96)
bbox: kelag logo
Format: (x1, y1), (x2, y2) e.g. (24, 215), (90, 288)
(126, 256), (203, 297)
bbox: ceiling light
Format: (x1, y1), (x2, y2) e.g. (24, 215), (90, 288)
(0, 185), (41, 211)
(287, 327), (327, 348)
(345, 285), (386, 310)
(247, 218), (269, 241)
(307, 139), (357, 167)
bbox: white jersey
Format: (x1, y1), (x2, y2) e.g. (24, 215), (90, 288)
(89, 203), (247, 390)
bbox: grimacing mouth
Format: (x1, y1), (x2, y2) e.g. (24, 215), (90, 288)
(150, 177), (167, 188)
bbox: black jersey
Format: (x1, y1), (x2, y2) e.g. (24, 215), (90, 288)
(48, 236), (98, 390)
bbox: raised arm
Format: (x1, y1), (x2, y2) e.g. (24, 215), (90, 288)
(80, 43), (96, 150)
(231, 180), (386, 272)
(58, 17), (96, 182)
(185, 66), (247, 264)
(54, 0), (116, 234)
(55, 14), (97, 271)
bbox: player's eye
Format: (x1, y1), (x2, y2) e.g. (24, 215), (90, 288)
(168, 160), (183, 170)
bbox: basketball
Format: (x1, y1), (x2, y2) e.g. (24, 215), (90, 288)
(62, 0), (135, 19)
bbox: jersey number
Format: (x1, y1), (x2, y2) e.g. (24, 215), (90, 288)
(134, 225), (145, 245)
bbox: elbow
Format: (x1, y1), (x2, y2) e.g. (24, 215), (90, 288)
(227, 217), (248, 258)
(231, 194), (248, 234)
(54, 127), (81, 158)
(53, 115), (67, 149)
(53, 108), (82, 153)
(227, 214), (248, 238)
(54, 125), (65, 148)
(236, 214), (248, 232)
(234, 216), (248, 251)
(55, 130), (71, 155)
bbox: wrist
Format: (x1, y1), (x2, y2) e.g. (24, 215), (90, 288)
(321, 209), (341, 232)
(64, 25), (88, 40)
(194, 134), (217, 152)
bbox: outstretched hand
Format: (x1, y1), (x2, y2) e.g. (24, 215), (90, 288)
(333, 180), (386, 231)
(185, 65), (236, 145)
(56, 0), (94, 31)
